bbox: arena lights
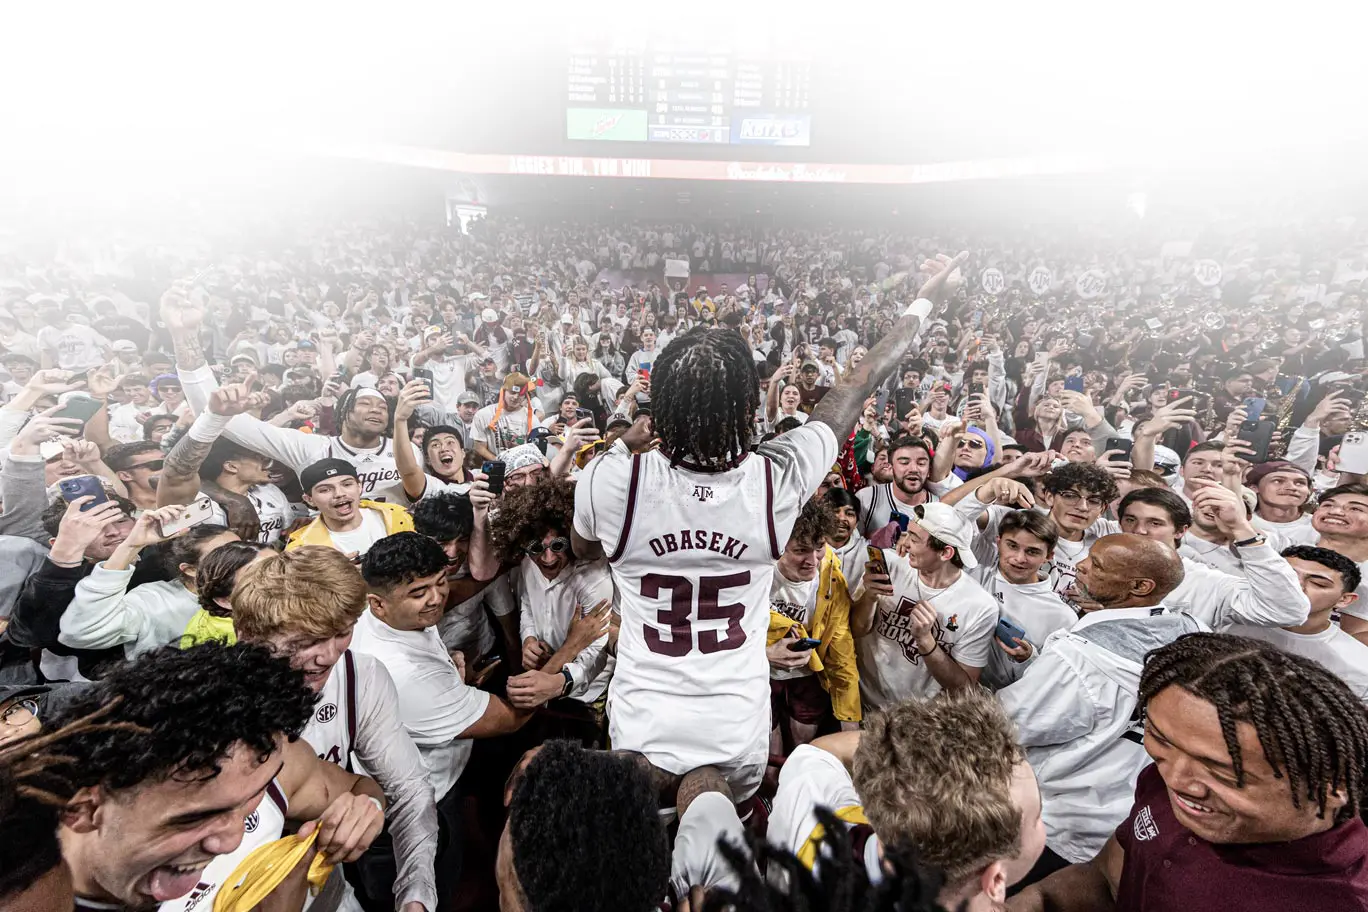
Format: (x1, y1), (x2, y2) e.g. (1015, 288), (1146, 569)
(322, 144), (1106, 186)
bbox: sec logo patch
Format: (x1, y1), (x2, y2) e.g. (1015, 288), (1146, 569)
(316, 702), (338, 724)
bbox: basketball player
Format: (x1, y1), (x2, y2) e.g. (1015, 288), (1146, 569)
(162, 287), (424, 504)
(573, 252), (967, 801)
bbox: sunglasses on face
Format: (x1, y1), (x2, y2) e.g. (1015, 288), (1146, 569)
(524, 537), (570, 557)
(132, 459), (165, 472)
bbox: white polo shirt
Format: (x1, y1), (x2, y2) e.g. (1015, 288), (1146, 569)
(351, 611), (490, 798)
(513, 558), (614, 702)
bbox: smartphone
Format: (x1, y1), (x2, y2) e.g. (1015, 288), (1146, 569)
(866, 545), (889, 579)
(57, 475), (110, 511)
(482, 460), (506, 495)
(1145, 318), (1164, 330)
(968, 380), (985, 397)
(894, 387), (919, 418)
(52, 395), (104, 425)
(1105, 437), (1134, 460)
(475, 654), (502, 676)
(412, 367), (435, 399)
(1077, 332), (1095, 348)
(995, 617), (1028, 648)
(1064, 376), (1085, 393)
(574, 407), (593, 421)
(787, 637), (822, 652)
(1242, 397), (1267, 422)
(1340, 431), (1368, 475)
(159, 498), (216, 537)
(1236, 419), (1276, 464)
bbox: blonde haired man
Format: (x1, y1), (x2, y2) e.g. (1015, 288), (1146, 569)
(769, 690), (1046, 910)
(233, 546), (440, 912)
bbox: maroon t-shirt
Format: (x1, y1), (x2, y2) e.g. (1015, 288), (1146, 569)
(1115, 764), (1368, 911)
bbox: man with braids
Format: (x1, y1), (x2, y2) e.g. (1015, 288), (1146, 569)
(163, 287), (423, 504)
(1011, 633), (1368, 911)
(572, 252), (967, 803)
(39, 643), (387, 911)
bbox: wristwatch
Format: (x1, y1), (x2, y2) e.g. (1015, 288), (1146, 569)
(1232, 534), (1266, 549)
(559, 668), (574, 698)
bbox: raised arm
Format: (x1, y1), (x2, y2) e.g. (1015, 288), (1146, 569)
(392, 379), (434, 502)
(807, 252), (967, 440)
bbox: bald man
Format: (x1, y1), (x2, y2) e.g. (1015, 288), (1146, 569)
(1070, 533), (1185, 623)
(996, 533), (1207, 886)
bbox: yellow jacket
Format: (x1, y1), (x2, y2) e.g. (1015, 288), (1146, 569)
(285, 500), (414, 551)
(767, 545), (861, 722)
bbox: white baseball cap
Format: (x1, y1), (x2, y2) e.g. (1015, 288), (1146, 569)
(481, 308), (499, 323)
(909, 502), (978, 569)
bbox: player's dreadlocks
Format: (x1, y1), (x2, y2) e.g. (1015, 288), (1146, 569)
(0, 698), (140, 903)
(704, 808), (959, 911)
(1139, 633), (1368, 824)
(652, 326), (759, 472)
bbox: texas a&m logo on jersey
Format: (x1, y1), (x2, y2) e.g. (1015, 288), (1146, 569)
(316, 702), (338, 724)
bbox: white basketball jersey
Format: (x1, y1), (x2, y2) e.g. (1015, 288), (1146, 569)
(159, 780), (287, 912)
(328, 437), (405, 504)
(606, 450), (781, 774)
(301, 650), (358, 769)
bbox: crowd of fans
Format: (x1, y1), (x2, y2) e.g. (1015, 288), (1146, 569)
(3, 210), (1368, 912)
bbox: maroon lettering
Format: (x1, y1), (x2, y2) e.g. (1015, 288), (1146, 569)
(721, 536), (743, 558)
(663, 533), (678, 553)
(678, 529), (695, 550)
(708, 531), (724, 552)
(641, 572), (753, 656)
(649, 538), (666, 557)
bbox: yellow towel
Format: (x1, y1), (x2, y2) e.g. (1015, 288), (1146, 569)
(213, 829), (332, 912)
(796, 805), (870, 870)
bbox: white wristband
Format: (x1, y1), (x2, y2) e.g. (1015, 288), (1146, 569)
(187, 410), (232, 443)
(901, 298), (933, 321)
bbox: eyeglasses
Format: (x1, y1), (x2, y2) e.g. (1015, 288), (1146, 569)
(956, 439), (985, 450)
(524, 537), (570, 557)
(1, 699), (38, 726)
(1056, 490), (1108, 509)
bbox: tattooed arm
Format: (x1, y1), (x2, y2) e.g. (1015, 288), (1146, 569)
(158, 385), (269, 520)
(160, 286), (209, 371)
(808, 251), (967, 441)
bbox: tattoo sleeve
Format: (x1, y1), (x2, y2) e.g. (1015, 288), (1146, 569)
(156, 432), (215, 509)
(171, 326), (207, 371)
(808, 310), (926, 441)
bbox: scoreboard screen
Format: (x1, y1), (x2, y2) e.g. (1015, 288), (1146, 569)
(566, 40), (811, 146)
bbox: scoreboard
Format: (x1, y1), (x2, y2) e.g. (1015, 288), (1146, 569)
(566, 40), (812, 146)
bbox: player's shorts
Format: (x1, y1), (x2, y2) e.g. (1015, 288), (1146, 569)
(770, 674), (831, 726)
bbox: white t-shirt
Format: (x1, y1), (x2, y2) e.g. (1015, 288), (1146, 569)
(351, 611), (491, 798)
(769, 569), (817, 681)
(196, 484), (293, 545)
(37, 324), (109, 370)
(326, 509), (389, 557)
(1230, 623), (1368, 703)
(769, 745), (883, 885)
(855, 552), (998, 709)
(471, 401), (543, 453)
